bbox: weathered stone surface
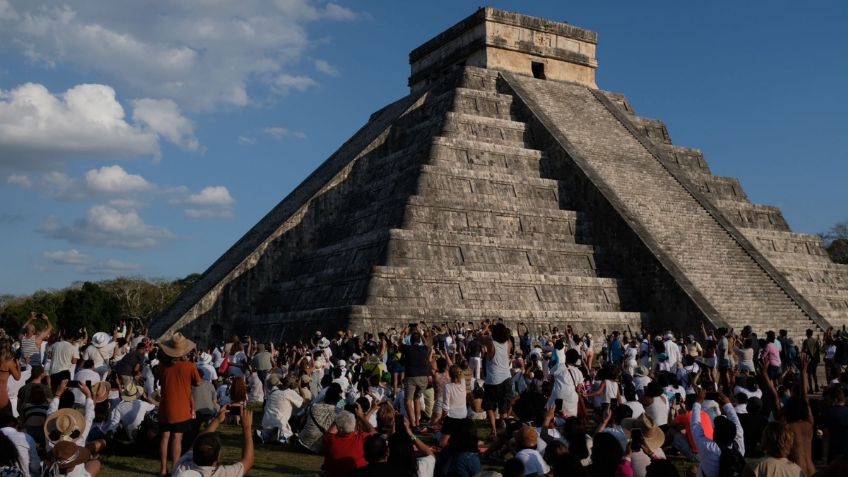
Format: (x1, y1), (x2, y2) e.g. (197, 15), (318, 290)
(151, 8), (846, 344)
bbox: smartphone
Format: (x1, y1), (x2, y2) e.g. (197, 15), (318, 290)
(554, 399), (564, 413)
(228, 404), (242, 416)
(631, 428), (644, 448)
(85, 380), (92, 390)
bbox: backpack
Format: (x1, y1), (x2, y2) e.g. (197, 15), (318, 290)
(217, 355), (230, 375)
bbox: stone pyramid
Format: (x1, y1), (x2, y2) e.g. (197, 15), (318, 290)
(150, 8), (848, 342)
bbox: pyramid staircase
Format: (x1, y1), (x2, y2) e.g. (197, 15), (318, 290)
(224, 67), (649, 340)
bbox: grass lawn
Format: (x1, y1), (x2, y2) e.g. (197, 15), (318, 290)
(100, 413), (324, 477)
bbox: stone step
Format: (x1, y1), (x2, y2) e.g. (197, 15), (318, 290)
(457, 66), (501, 93)
(449, 87), (516, 121)
(384, 229), (600, 274)
(713, 199), (790, 231)
(349, 305), (649, 334)
(632, 116), (672, 145)
(738, 227), (829, 257)
(506, 75), (818, 333)
(243, 305), (649, 341)
(403, 195), (581, 237)
(675, 171), (749, 202)
(429, 136), (544, 177)
(441, 112), (531, 147)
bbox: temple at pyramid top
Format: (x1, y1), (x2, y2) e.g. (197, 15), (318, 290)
(409, 7), (598, 92)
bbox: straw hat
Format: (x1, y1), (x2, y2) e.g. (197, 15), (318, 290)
(44, 409), (85, 444)
(91, 332), (111, 348)
(317, 337), (330, 349)
(621, 414), (665, 451)
(91, 382), (111, 404)
(159, 332), (196, 358)
(197, 352), (213, 365)
(121, 382), (143, 402)
(49, 441), (91, 471)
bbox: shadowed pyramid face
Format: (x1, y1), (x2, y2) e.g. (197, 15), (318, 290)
(152, 8), (846, 345)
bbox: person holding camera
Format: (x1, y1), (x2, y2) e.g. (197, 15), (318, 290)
(172, 404), (254, 477)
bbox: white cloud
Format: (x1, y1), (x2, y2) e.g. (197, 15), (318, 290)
(42, 249), (89, 265)
(272, 74), (317, 95)
(187, 186), (234, 206)
(6, 173), (32, 188)
(237, 135), (256, 146)
(184, 208), (234, 219)
(314, 59), (339, 76)
(0, 83), (159, 167)
(181, 185), (235, 219)
(263, 127), (307, 140)
(81, 259), (140, 275)
(41, 205), (174, 248)
(132, 99), (200, 151)
(85, 165), (153, 193)
(1, 1), (363, 111)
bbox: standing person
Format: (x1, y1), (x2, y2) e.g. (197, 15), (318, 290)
(112, 342), (147, 392)
(663, 333), (682, 369)
(47, 329), (80, 393)
(19, 313), (51, 371)
(83, 332), (116, 379)
(156, 333), (201, 477)
(802, 329), (821, 393)
(763, 331), (782, 386)
(0, 339), (21, 417)
(400, 329), (429, 429)
(480, 322), (513, 436)
(251, 343), (273, 385)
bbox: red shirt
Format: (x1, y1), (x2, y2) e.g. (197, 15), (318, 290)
(159, 360), (201, 424)
(674, 410), (713, 453)
(323, 431), (373, 477)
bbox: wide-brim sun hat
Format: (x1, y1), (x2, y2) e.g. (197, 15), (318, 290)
(159, 332), (196, 358)
(197, 352), (213, 365)
(50, 441), (91, 470)
(318, 337), (330, 349)
(91, 382), (111, 404)
(121, 382), (143, 402)
(44, 409), (86, 444)
(91, 332), (111, 348)
(621, 414), (665, 451)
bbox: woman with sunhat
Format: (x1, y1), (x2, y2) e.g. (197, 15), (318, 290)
(622, 414), (667, 477)
(156, 332), (201, 477)
(43, 440), (100, 477)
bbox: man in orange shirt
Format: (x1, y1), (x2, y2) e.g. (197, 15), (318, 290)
(157, 333), (201, 476)
(670, 394), (713, 459)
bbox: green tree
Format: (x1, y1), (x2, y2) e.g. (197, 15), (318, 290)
(58, 282), (122, 333)
(823, 220), (848, 264)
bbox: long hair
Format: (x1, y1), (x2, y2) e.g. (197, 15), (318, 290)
(0, 432), (21, 470)
(229, 376), (247, 403)
(387, 432), (418, 477)
(0, 339), (12, 363)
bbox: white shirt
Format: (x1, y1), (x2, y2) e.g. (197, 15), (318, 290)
(7, 367), (31, 418)
(1, 426), (40, 477)
(515, 448), (551, 475)
(664, 339), (682, 367)
(645, 395), (669, 426)
(72, 368), (101, 405)
(107, 399), (156, 437)
(691, 402), (745, 477)
(625, 400), (645, 419)
(197, 363), (218, 382)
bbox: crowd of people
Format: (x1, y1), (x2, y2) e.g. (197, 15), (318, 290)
(1, 313), (848, 477)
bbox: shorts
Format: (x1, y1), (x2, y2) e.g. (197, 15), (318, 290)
(483, 378), (513, 414)
(404, 376), (428, 399)
(160, 420), (192, 433)
(767, 365), (781, 381)
(441, 416), (466, 435)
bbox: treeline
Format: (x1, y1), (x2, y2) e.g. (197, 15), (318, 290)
(0, 274), (200, 334)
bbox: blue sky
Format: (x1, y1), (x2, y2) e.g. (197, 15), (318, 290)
(0, 1), (845, 295)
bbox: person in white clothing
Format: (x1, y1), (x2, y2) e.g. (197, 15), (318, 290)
(664, 333), (682, 369)
(259, 375), (305, 443)
(106, 384), (155, 440)
(690, 389), (745, 477)
(0, 413), (41, 477)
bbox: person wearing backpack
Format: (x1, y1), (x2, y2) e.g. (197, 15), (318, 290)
(690, 388), (745, 477)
